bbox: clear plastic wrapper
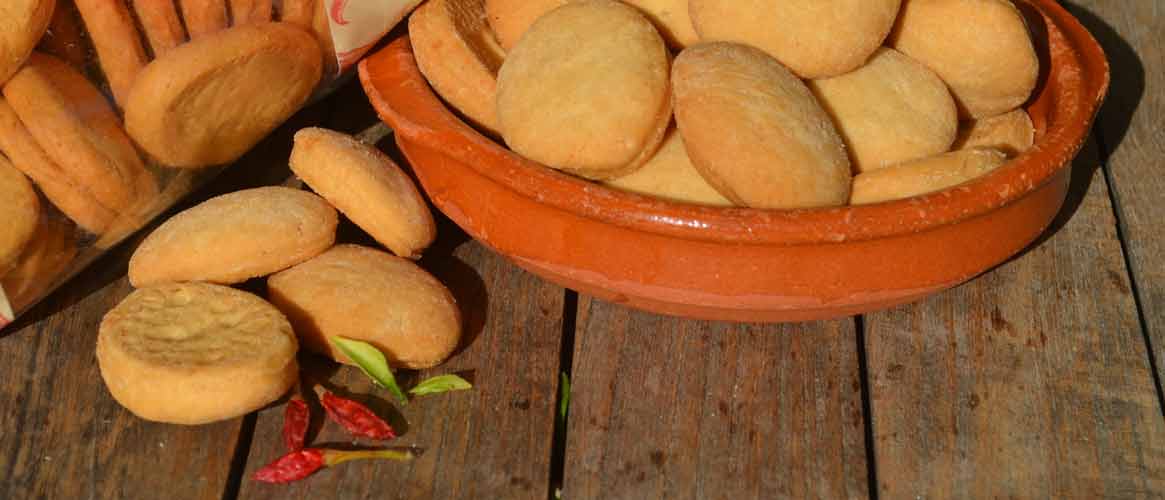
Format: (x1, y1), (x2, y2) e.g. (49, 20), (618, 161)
(0, 0), (421, 327)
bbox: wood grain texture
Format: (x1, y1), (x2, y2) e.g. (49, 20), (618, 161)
(1068, 0), (1165, 401)
(562, 296), (868, 500)
(865, 140), (1165, 498)
(0, 254), (243, 500)
(238, 236), (566, 499)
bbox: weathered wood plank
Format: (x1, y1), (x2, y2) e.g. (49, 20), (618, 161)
(238, 232), (567, 500)
(562, 297), (868, 500)
(865, 139), (1165, 498)
(1068, 0), (1165, 402)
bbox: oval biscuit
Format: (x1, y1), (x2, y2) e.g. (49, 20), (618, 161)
(497, 0), (671, 179)
(0, 0), (54, 84)
(124, 23), (323, 168)
(890, 0), (1038, 118)
(850, 148), (1008, 205)
(605, 128), (733, 207)
(810, 48), (957, 173)
(952, 109), (1035, 158)
(97, 282), (298, 425)
(624, 0), (699, 49)
(290, 128), (437, 259)
(268, 245), (462, 370)
(690, 0), (900, 79)
(673, 42), (852, 209)
(128, 186), (338, 287)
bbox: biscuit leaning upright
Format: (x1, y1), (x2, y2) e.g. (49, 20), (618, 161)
(0, 0), (55, 84)
(672, 43), (851, 209)
(291, 128), (436, 259)
(74, 0), (149, 106)
(410, 0), (507, 135)
(97, 282), (299, 425)
(890, 0), (1038, 118)
(125, 23), (322, 168)
(497, 0), (671, 180)
(690, 0), (900, 78)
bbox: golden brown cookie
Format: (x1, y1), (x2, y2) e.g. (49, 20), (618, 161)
(497, 0), (671, 179)
(484, 0), (565, 50)
(0, 98), (116, 233)
(624, 0), (698, 49)
(0, 0), (55, 85)
(291, 128), (436, 259)
(850, 147), (1008, 205)
(268, 245), (461, 370)
(124, 23), (323, 168)
(1, 213), (77, 313)
(179, 0), (229, 38)
(0, 154), (40, 276)
(74, 0), (149, 106)
(131, 0), (189, 56)
(605, 128), (733, 207)
(690, 0), (900, 79)
(673, 42), (851, 209)
(129, 186), (337, 286)
(230, 0), (273, 24)
(3, 52), (151, 215)
(889, 0), (1038, 118)
(97, 282), (299, 425)
(809, 47), (957, 173)
(952, 109), (1035, 158)
(410, 0), (506, 135)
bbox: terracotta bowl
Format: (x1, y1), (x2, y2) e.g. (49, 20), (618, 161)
(358, 0), (1109, 322)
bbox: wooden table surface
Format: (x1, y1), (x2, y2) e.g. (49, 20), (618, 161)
(3, 2), (1163, 498)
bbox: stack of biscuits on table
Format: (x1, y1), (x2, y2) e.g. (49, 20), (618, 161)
(1, 0), (338, 312)
(408, 0), (1042, 209)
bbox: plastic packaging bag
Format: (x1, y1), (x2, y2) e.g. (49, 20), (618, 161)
(0, 0), (421, 327)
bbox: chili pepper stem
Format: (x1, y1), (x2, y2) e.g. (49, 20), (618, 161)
(322, 448), (418, 466)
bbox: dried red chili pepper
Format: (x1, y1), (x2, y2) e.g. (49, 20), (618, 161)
(315, 385), (397, 440)
(283, 394), (310, 452)
(252, 448), (417, 483)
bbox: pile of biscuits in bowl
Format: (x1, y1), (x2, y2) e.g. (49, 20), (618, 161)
(409, 0), (1040, 209)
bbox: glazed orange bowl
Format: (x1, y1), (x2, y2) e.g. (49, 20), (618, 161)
(359, 0), (1109, 322)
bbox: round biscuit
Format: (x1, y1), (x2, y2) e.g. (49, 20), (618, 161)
(291, 128), (436, 259)
(0, 97), (117, 234)
(952, 109), (1035, 158)
(672, 42), (852, 209)
(3, 53), (149, 214)
(809, 48), (957, 173)
(128, 186), (338, 287)
(0, 0), (54, 84)
(124, 23), (323, 168)
(497, 0), (671, 179)
(889, 0), (1039, 118)
(268, 245), (461, 370)
(0, 154), (40, 275)
(850, 148), (1008, 205)
(605, 128), (733, 207)
(410, 0), (506, 135)
(690, 0), (900, 79)
(97, 282), (299, 425)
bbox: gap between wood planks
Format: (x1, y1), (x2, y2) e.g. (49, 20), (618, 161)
(1093, 126), (1165, 418)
